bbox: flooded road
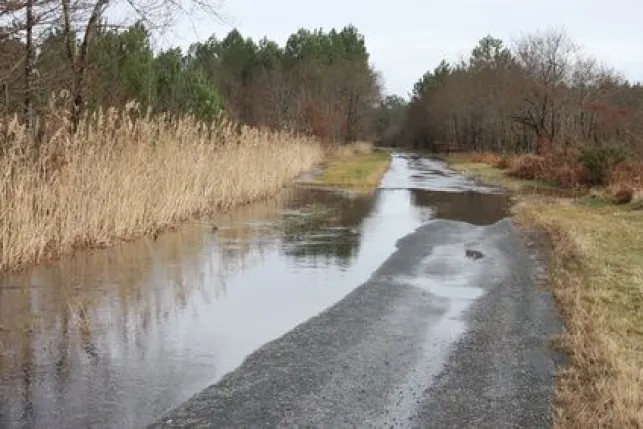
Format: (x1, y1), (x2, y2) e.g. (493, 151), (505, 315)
(0, 152), (509, 429)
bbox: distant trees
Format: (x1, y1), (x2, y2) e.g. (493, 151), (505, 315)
(5, 12), (642, 154)
(187, 25), (381, 142)
(402, 29), (643, 157)
(372, 95), (407, 147)
(1, 16), (382, 143)
(13, 15), (640, 157)
(1, 0), (59, 130)
(1, 0), (221, 133)
(512, 31), (578, 152)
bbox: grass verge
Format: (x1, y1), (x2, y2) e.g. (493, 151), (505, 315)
(0, 107), (323, 272)
(447, 154), (579, 196)
(314, 143), (391, 190)
(449, 156), (643, 428)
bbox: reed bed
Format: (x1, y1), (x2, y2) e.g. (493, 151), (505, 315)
(0, 105), (323, 271)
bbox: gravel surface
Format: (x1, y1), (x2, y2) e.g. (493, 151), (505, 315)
(147, 218), (564, 429)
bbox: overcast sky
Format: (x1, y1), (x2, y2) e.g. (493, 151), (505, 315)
(164, 0), (643, 97)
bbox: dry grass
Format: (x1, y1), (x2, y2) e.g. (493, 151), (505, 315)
(0, 105), (323, 272)
(460, 151), (643, 189)
(458, 151), (518, 170)
(324, 140), (375, 158)
(507, 154), (547, 179)
(450, 154), (643, 428)
(467, 151), (504, 166)
(613, 162), (643, 189)
(450, 152), (624, 198)
(514, 200), (643, 428)
(448, 160), (518, 188)
(447, 157), (572, 196)
(453, 151), (594, 188)
(318, 143), (391, 189)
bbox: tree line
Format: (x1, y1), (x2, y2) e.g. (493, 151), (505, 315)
(5, 1), (640, 156)
(1, 0), (382, 143)
(382, 31), (643, 159)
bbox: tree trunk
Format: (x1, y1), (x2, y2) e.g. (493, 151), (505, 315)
(24, 0), (34, 138)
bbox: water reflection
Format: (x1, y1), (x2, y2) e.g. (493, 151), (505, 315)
(280, 189), (377, 267)
(0, 153), (507, 429)
(0, 185), (431, 429)
(410, 189), (509, 226)
(381, 152), (504, 193)
(0, 195), (287, 429)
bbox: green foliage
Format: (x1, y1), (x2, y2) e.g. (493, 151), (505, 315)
(283, 26), (367, 65)
(171, 24), (377, 140)
(411, 60), (451, 100)
(578, 145), (628, 186)
(187, 74), (225, 121)
(6, 21), (379, 139)
(469, 35), (513, 70)
(91, 23), (156, 108)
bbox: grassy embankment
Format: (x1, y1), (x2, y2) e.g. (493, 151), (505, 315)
(306, 141), (391, 190)
(0, 107), (323, 272)
(448, 153), (643, 429)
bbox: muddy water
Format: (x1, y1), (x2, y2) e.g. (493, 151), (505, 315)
(0, 152), (507, 429)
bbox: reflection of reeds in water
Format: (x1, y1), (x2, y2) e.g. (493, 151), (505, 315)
(0, 189), (295, 412)
(0, 185), (380, 426)
(276, 190), (378, 267)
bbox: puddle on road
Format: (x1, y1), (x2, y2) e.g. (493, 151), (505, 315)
(410, 189), (509, 226)
(0, 153), (509, 429)
(378, 225), (498, 428)
(381, 152), (504, 194)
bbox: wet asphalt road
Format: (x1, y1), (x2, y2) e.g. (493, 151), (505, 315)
(147, 217), (564, 428)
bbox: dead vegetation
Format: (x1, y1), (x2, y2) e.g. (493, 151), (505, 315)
(323, 141), (375, 158)
(297, 142), (391, 190)
(611, 184), (634, 205)
(514, 200), (643, 429)
(0, 105), (323, 272)
(455, 150), (643, 192)
(451, 153), (643, 428)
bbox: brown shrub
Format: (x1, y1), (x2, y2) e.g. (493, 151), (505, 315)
(549, 162), (590, 188)
(325, 141), (373, 158)
(469, 152), (502, 165)
(512, 150), (593, 188)
(494, 156), (510, 170)
(612, 184), (634, 205)
(612, 162), (643, 189)
(507, 154), (546, 180)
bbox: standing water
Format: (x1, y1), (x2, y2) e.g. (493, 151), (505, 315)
(0, 152), (507, 428)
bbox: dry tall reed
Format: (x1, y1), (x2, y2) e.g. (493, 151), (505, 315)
(0, 105), (323, 271)
(324, 141), (374, 158)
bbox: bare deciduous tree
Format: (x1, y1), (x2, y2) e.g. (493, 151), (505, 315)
(2, 0), (60, 128)
(512, 29), (578, 152)
(59, 0), (222, 128)
(402, 30), (643, 159)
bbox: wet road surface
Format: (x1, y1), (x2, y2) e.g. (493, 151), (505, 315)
(0, 153), (562, 428)
(148, 219), (562, 429)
